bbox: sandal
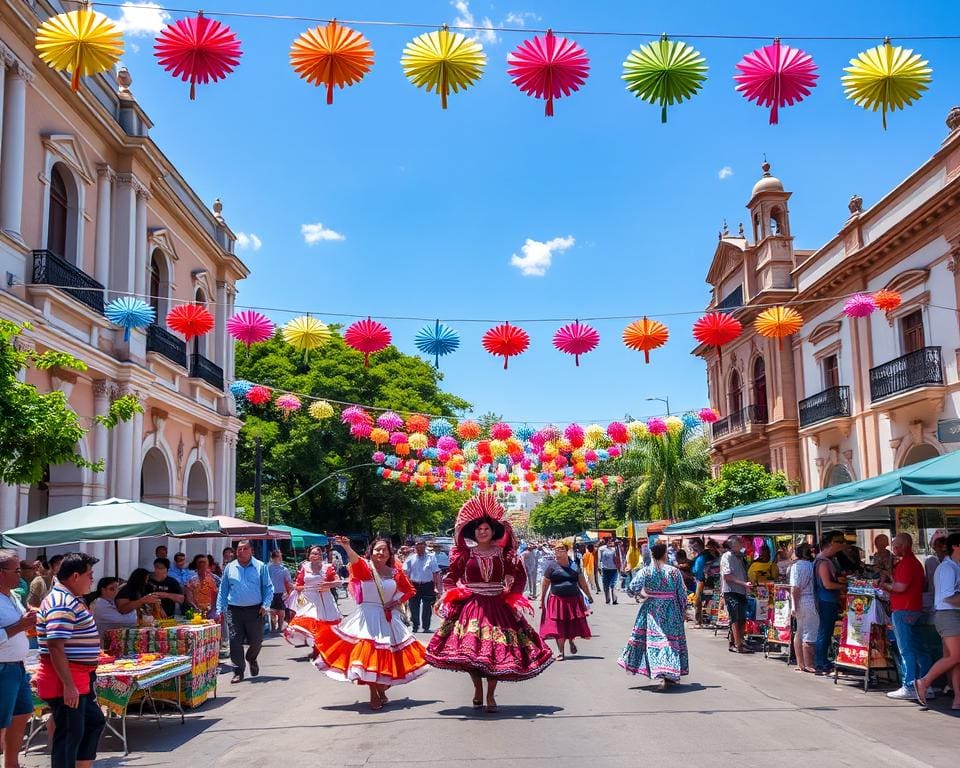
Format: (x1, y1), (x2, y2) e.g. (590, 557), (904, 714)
(369, 699), (383, 711)
(569, 641), (578, 654)
(556, 653), (565, 661)
(472, 698), (483, 709)
(485, 699), (499, 713)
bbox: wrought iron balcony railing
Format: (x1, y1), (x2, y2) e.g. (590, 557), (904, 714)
(869, 347), (943, 402)
(146, 324), (187, 368)
(711, 404), (768, 440)
(31, 250), (104, 315)
(189, 353), (224, 391)
(799, 386), (851, 427)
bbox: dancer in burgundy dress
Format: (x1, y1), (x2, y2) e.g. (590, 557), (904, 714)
(540, 542), (593, 660)
(426, 493), (553, 712)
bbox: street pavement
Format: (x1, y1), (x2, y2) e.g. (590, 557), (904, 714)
(22, 592), (955, 768)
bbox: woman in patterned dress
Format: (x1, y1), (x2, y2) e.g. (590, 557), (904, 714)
(618, 542), (689, 690)
(426, 493), (553, 713)
(284, 545), (341, 647)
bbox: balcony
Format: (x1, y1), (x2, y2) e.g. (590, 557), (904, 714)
(189, 353), (223, 391)
(711, 404), (768, 440)
(716, 285), (744, 312)
(799, 386), (851, 428)
(31, 250), (104, 315)
(146, 324), (187, 368)
(870, 347), (943, 403)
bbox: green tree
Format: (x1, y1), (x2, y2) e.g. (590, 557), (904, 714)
(0, 320), (141, 484)
(702, 460), (790, 514)
(234, 331), (471, 535)
(528, 491), (615, 537)
(614, 425), (710, 521)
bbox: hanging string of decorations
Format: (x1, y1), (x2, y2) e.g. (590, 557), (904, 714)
(36, 4), (937, 128)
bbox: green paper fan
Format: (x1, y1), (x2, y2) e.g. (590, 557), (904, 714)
(622, 36), (708, 123)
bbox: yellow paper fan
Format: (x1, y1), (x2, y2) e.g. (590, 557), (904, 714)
(309, 400), (335, 420)
(36, 8), (124, 92)
(282, 316), (331, 356)
(401, 27), (486, 109)
(842, 40), (932, 129)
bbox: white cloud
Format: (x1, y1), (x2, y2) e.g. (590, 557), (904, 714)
(301, 223), (345, 244)
(510, 235), (575, 277)
(503, 11), (541, 26)
(451, 1), (499, 44)
(235, 232), (262, 251)
(718, 166), (734, 180)
(111, 2), (170, 36)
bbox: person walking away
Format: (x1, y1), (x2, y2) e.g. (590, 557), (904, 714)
(915, 532), (960, 708)
(403, 539), (441, 633)
(582, 543), (599, 595)
(598, 537), (622, 605)
(216, 540), (274, 684)
(0, 549), (38, 768)
(813, 531), (847, 675)
(789, 543), (818, 673)
(34, 553), (106, 768)
(266, 550), (293, 634)
(880, 533), (931, 700)
(720, 536), (753, 654)
(618, 543), (689, 690)
(540, 543), (593, 660)
(521, 545), (541, 599)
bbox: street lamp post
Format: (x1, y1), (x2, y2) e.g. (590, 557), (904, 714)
(645, 396), (670, 416)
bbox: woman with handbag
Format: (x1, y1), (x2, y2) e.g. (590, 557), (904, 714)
(310, 536), (428, 710)
(284, 545), (341, 647)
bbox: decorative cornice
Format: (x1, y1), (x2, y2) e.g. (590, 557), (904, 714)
(93, 379), (116, 399)
(96, 163), (115, 182)
(115, 173), (149, 198)
(9, 60), (35, 84)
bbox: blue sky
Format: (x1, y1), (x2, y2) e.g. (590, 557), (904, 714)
(107, 0), (960, 425)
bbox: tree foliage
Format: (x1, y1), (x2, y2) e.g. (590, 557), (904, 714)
(233, 331), (472, 535)
(0, 319), (141, 484)
(702, 460), (790, 514)
(528, 491), (615, 537)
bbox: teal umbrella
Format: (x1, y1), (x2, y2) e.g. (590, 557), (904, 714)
(1, 498), (221, 547)
(267, 524), (328, 549)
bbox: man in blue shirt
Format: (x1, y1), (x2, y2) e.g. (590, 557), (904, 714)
(168, 552), (195, 591)
(216, 540), (273, 683)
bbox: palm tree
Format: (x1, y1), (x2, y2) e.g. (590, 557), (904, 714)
(615, 424), (710, 521)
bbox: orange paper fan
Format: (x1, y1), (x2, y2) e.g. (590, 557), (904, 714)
(754, 306), (803, 347)
(622, 317), (669, 363)
(290, 20), (374, 104)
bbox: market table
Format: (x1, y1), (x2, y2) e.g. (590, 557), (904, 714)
(105, 621), (221, 708)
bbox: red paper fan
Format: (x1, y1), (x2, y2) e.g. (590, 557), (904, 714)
(692, 312), (743, 362)
(482, 322), (530, 369)
(167, 303), (214, 341)
(507, 29), (590, 117)
(552, 321), (599, 366)
(154, 12), (242, 100)
(344, 316), (392, 367)
(246, 384), (272, 405)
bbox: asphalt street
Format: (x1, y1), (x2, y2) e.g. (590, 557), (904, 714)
(21, 592), (956, 768)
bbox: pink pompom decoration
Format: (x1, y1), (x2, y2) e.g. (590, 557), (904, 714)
(607, 421), (629, 444)
(490, 422), (513, 440)
(227, 310), (274, 348)
(437, 435), (458, 452)
(520, 457), (533, 470)
(647, 417), (668, 436)
(698, 408), (719, 424)
(350, 422), (372, 439)
(564, 423), (585, 448)
(376, 411), (405, 431)
(608, 445), (621, 458)
(540, 425), (560, 441)
(372, 451), (386, 463)
(585, 449), (597, 462)
(276, 394), (302, 413)
(246, 385), (272, 405)
(842, 293), (877, 319)
(389, 432), (409, 446)
(341, 405), (372, 426)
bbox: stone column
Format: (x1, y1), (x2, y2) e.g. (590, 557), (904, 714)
(226, 286), (236, 382)
(0, 46), (9, 181)
(214, 281), (227, 366)
(111, 175), (139, 294)
(0, 483), (18, 532)
(227, 436), (237, 516)
(94, 166), (114, 291)
(213, 431), (227, 515)
(0, 61), (33, 242)
(111, 387), (142, 501)
(92, 380), (113, 497)
(133, 186), (149, 299)
(131, 406), (144, 500)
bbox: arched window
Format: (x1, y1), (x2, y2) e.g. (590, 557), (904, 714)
(900, 443), (939, 468)
(149, 255), (161, 318)
(753, 357), (768, 418)
(728, 370), (743, 416)
(47, 165), (69, 260)
(193, 288), (207, 357)
(825, 464), (853, 488)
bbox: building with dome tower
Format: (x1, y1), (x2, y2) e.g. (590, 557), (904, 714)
(696, 109), (960, 495)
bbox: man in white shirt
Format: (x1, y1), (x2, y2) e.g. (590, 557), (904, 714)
(521, 545), (541, 598)
(403, 540), (441, 633)
(0, 549), (37, 768)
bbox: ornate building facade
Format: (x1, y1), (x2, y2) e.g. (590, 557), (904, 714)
(697, 109), (960, 492)
(0, 0), (248, 573)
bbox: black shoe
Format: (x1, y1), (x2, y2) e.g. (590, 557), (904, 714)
(412, 627), (420, 633)
(231, 673), (243, 684)
(612, 600), (618, 605)
(423, 627), (431, 633)
(249, 661), (259, 676)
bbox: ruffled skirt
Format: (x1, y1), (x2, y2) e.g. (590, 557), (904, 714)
(426, 594), (554, 681)
(540, 594), (592, 640)
(284, 590), (341, 647)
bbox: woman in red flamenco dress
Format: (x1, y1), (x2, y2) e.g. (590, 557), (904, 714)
(426, 493), (554, 712)
(310, 536), (429, 710)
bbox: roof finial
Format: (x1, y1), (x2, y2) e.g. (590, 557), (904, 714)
(722, 219), (729, 236)
(761, 154), (771, 176)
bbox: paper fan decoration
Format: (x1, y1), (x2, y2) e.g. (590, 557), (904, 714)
(227, 310), (274, 348)
(622, 35), (707, 123)
(344, 317), (392, 367)
(507, 30), (590, 117)
(275, 394), (302, 417)
(698, 408), (719, 424)
(289, 20), (374, 104)
(733, 39), (818, 125)
(754, 306), (803, 347)
(246, 385), (272, 406)
(552, 321), (599, 366)
(309, 400), (335, 420)
(229, 380), (252, 399)
(35, 7), (124, 92)
(693, 312), (742, 362)
(622, 317), (669, 363)
(482, 322), (530, 369)
(167, 303), (214, 341)
(842, 40), (932, 129)
(401, 27), (486, 109)
(154, 12), (242, 100)
(415, 320), (461, 368)
(873, 288), (902, 312)
(843, 293), (878, 319)
(283, 316), (331, 358)
(105, 297), (155, 342)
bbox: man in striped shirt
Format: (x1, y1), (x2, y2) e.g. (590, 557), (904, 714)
(35, 552), (106, 768)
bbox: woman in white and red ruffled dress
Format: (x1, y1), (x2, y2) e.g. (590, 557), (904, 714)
(284, 545), (341, 647)
(310, 536), (428, 709)
(426, 493), (553, 712)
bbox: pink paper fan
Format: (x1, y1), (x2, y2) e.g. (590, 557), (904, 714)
(552, 321), (600, 366)
(227, 310), (274, 348)
(698, 408), (719, 424)
(507, 30), (590, 117)
(376, 411), (405, 431)
(276, 394), (302, 414)
(344, 316), (392, 367)
(734, 39), (818, 124)
(341, 405), (372, 426)
(842, 293), (878, 319)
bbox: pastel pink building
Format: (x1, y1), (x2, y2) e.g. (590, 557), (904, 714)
(0, 1), (248, 574)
